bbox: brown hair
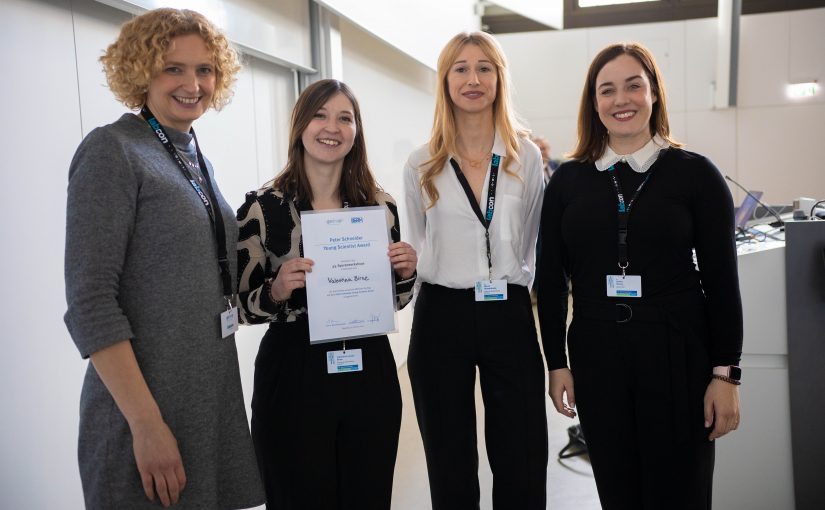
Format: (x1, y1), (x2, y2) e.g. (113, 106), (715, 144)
(420, 31), (529, 207)
(568, 42), (682, 163)
(272, 79), (378, 206)
(100, 8), (240, 110)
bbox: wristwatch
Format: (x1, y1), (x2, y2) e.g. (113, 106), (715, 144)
(713, 365), (742, 381)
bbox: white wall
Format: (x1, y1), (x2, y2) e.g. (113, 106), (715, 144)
(339, 18), (436, 365)
(320, 0), (479, 69)
(498, 8), (825, 205)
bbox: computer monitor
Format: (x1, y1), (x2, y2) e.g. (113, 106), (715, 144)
(735, 190), (763, 230)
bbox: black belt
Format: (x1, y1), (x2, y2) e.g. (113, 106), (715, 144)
(573, 292), (707, 445)
(574, 301), (667, 324)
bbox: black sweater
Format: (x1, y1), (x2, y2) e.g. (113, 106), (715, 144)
(536, 148), (743, 370)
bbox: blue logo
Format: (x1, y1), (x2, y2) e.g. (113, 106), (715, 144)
(351, 216), (363, 224)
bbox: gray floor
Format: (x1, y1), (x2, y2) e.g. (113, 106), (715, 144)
(392, 307), (602, 509)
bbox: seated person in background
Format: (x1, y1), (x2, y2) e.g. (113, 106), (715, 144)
(531, 135), (562, 185)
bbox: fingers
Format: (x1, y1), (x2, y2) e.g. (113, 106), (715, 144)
(271, 258), (314, 301)
(154, 472), (170, 507)
(388, 242), (417, 279)
(566, 383), (576, 410)
(548, 369), (577, 418)
(282, 257), (314, 274)
(132, 420), (185, 506)
(704, 379), (741, 441)
(140, 471), (155, 502)
(703, 394), (714, 429)
(709, 407), (740, 441)
(150, 457), (186, 507)
(175, 463), (187, 492)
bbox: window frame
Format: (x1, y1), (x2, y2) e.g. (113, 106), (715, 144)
(564, 0), (825, 29)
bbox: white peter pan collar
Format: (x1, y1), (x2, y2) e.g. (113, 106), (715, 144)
(595, 134), (669, 173)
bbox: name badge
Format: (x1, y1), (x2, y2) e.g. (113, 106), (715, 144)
(220, 307), (239, 338)
(606, 275), (642, 298)
(326, 348), (363, 374)
(475, 279), (508, 302)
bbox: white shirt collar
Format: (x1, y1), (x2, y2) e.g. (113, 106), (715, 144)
(595, 134), (669, 173)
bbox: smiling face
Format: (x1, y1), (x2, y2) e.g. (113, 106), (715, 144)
(301, 91), (357, 168)
(594, 53), (657, 153)
(447, 43), (498, 116)
(145, 34), (215, 132)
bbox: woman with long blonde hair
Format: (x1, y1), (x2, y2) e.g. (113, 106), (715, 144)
(403, 31), (547, 509)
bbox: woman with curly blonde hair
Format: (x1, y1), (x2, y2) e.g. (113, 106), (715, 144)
(64, 8), (263, 509)
(403, 31), (547, 509)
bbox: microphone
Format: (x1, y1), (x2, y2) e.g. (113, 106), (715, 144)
(724, 175), (785, 229)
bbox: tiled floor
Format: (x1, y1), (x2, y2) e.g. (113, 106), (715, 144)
(392, 361), (602, 510)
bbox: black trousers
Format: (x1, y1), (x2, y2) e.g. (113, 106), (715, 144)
(408, 283), (548, 510)
(569, 297), (715, 510)
(251, 321), (402, 510)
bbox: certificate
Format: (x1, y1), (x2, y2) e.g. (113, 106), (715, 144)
(301, 206), (397, 343)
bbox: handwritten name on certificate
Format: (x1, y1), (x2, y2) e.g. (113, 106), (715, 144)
(301, 206), (397, 343)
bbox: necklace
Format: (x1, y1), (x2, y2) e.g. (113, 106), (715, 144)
(461, 152), (492, 168)
(180, 153), (204, 183)
(458, 141), (494, 168)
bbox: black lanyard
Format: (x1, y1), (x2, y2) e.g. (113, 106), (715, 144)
(450, 154), (501, 282)
(140, 106), (233, 299)
(606, 163), (654, 275)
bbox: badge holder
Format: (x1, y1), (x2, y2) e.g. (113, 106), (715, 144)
(326, 340), (363, 374)
(606, 261), (642, 298)
(220, 296), (239, 338)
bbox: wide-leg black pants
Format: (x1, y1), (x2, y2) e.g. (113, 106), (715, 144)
(251, 321), (402, 510)
(569, 297), (715, 510)
(408, 283), (548, 510)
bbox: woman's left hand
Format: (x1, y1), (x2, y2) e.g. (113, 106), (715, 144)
(388, 242), (417, 280)
(703, 378), (741, 441)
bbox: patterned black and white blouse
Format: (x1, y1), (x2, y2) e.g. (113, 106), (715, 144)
(236, 186), (416, 324)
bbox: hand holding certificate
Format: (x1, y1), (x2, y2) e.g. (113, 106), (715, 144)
(301, 206), (399, 343)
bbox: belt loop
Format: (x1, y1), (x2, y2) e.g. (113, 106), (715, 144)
(616, 303), (632, 323)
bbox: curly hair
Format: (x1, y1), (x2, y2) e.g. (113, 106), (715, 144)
(100, 8), (241, 110)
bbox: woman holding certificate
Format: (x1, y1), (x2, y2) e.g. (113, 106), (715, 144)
(403, 32), (547, 509)
(236, 78), (417, 509)
(536, 43), (742, 509)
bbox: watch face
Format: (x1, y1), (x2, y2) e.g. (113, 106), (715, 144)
(730, 366), (742, 380)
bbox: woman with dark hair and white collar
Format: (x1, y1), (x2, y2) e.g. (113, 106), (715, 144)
(537, 42), (743, 509)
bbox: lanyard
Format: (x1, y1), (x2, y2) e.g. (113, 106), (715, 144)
(450, 154), (501, 282)
(140, 106), (233, 300)
(606, 163), (654, 276)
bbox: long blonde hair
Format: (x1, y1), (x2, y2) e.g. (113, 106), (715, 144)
(421, 31), (528, 208)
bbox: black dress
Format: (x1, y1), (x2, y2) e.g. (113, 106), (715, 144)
(537, 148), (743, 509)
